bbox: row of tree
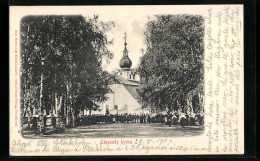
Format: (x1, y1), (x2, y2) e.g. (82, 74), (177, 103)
(21, 15), (115, 127)
(137, 15), (204, 114)
(21, 14), (205, 128)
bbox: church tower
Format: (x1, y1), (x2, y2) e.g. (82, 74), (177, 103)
(96, 33), (145, 115)
(118, 33), (140, 82)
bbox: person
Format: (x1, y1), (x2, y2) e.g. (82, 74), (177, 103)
(144, 114), (147, 123)
(109, 114), (113, 124)
(96, 115), (100, 124)
(174, 111), (180, 123)
(112, 115), (116, 123)
(172, 114), (178, 125)
(199, 113), (204, 125)
(168, 114), (172, 127)
(32, 116), (37, 130)
(122, 114), (125, 123)
(104, 114), (107, 124)
(38, 115), (45, 133)
(154, 115), (158, 123)
(93, 114), (97, 125)
(161, 115), (165, 123)
(143, 114), (145, 123)
(89, 115), (93, 125)
(136, 114), (139, 123)
(180, 113), (188, 127)
(126, 114), (129, 123)
(43, 115), (47, 127)
(130, 113), (133, 123)
(164, 116), (167, 125)
(85, 115), (90, 125)
(52, 116), (57, 128)
(189, 113), (196, 126)
(101, 115), (105, 123)
(119, 114), (122, 123)
(116, 114), (119, 123)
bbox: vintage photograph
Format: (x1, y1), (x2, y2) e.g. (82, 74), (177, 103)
(20, 14), (205, 138)
(10, 5), (244, 155)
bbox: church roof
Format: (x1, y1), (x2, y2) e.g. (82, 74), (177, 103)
(114, 75), (141, 103)
(120, 57), (132, 69)
(122, 84), (141, 103)
(115, 75), (139, 86)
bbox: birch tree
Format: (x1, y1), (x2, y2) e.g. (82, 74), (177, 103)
(21, 15), (115, 127)
(138, 15), (204, 113)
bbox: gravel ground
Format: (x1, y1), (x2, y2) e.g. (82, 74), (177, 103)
(22, 123), (204, 139)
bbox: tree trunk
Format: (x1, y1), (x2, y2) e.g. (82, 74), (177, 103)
(61, 93), (65, 118)
(65, 92), (67, 121)
(66, 85), (69, 127)
(39, 60), (46, 115)
(54, 93), (57, 115)
(27, 92), (32, 128)
(40, 71), (44, 114)
(72, 110), (75, 127)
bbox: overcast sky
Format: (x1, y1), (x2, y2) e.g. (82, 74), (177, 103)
(89, 14), (150, 73)
(11, 5), (207, 73)
(80, 5), (204, 73)
(12, 5), (204, 73)
(13, 5), (205, 73)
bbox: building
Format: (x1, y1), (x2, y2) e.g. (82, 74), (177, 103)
(93, 33), (149, 115)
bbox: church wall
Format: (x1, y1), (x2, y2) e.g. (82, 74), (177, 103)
(120, 70), (140, 82)
(96, 84), (142, 115)
(113, 84), (141, 114)
(96, 93), (114, 115)
(134, 74), (140, 82)
(119, 70), (129, 80)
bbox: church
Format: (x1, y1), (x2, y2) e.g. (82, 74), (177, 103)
(94, 34), (149, 115)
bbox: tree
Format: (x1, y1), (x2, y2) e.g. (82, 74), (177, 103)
(20, 15), (115, 127)
(138, 15), (204, 113)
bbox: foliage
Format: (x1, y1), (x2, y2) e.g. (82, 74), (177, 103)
(138, 15), (204, 112)
(20, 15), (115, 123)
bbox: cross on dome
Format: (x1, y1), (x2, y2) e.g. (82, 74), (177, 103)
(124, 32), (127, 46)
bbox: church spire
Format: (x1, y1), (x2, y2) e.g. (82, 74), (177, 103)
(123, 32), (128, 57)
(124, 32), (127, 45)
(119, 33), (132, 69)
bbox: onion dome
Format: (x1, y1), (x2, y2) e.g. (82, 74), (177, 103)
(119, 33), (132, 69)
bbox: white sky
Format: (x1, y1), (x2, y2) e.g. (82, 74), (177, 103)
(84, 12), (151, 73)
(79, 5), (203, 73)
(11, 5), (207, 73)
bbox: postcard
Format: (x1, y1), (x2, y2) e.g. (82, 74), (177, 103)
(9, 5), (244, 156)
